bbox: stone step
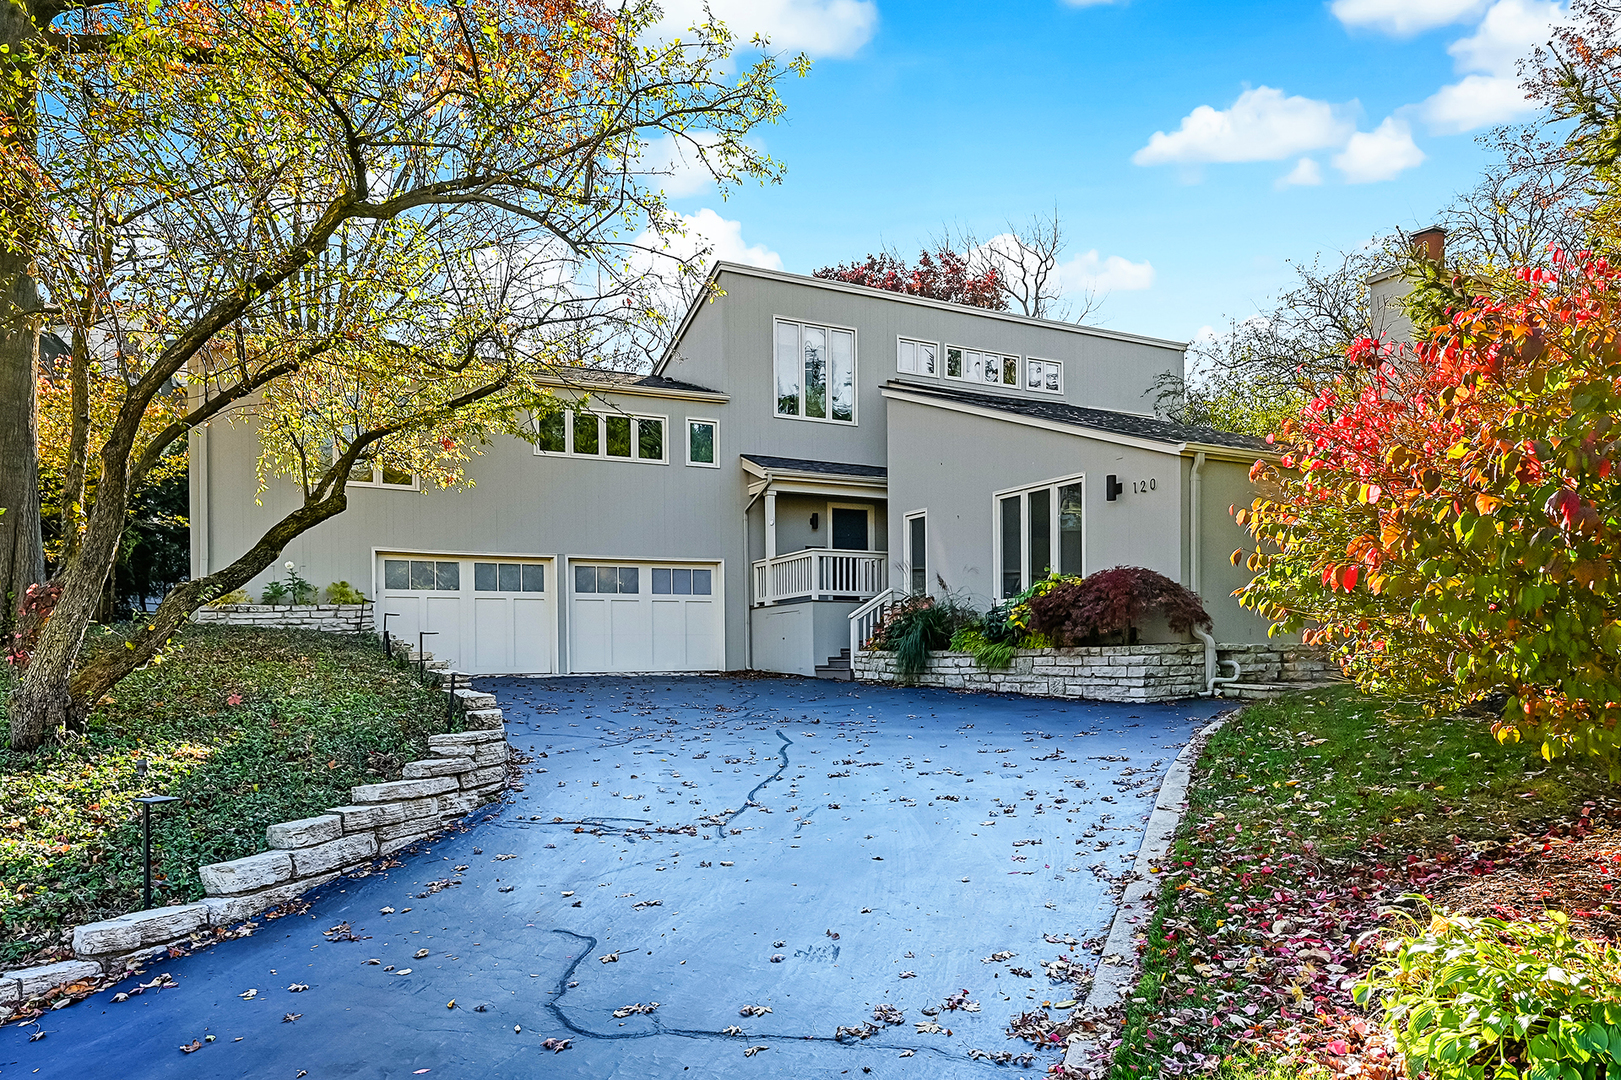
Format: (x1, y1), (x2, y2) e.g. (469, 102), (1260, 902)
(814, 665), (854, 682)
(1214, 680), (1344, 700)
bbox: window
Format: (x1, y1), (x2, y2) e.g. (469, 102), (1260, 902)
(574, 565), (639, 594)
(945, 345), (1018, 387)
(1026, 357), (1063, 394)
(345, 462), (416, 489)
(686, 419), (718, 467)
(906, 512), (927, 594)
(536, 410), (666, 463)
(652, 567), (713, 595)
(474, 562), (544, 592)
(897, 337), (937, 376)
(775, 318), (855, 423)
(995, 476), (1085, 597)
(384, 558), (461, 591)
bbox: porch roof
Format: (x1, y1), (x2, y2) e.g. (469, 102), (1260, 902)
(741, 454), (887, 500)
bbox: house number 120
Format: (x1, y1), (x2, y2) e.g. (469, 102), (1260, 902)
(1132, 478), (1157, 493)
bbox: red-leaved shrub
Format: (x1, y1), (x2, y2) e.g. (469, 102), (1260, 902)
(1025, 567), (1211, 647)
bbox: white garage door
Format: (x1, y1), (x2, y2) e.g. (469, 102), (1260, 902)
(377, 555), (554, 675)
(569, 562), (722, 673)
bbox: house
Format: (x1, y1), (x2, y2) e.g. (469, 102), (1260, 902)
(189, 262), (1274, 678)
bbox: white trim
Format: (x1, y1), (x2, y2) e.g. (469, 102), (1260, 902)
(654, 262), (1189, 373)
(896, 335), (939, 378)
(990, 473), (1087, 599)
(903, 509), (928, 595)
(345, 463), (421, 491)
(685, 417), (720, 468)
(532, 408), (670, 464)
(826, 501), (877, 552)
(943, 343), (1019, 388)
(1025, 356), (1065, 395)
(772, 316), (860, 426)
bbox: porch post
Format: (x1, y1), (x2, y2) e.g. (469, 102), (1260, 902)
(764, 490), (777, 606)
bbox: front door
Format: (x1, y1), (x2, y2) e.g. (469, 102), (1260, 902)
(831, 507), (869, 550)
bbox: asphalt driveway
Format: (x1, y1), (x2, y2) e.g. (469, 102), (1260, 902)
(0, 676), (1219, 1079)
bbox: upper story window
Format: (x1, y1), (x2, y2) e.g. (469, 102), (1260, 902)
(346, 461), (416, 489)
(775, 318), (855, 423)
(686, 418), (718, 467)
(534, 408), (666, 463)
(897, 337), (937, 376)
(945, 345), (1018, 388)
(1026, 357), (1063, 394)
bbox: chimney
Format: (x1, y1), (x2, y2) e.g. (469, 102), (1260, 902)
(1411, 225), (1445, 263)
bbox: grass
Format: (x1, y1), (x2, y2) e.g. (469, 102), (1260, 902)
(0, 624), (458, 966)
(1102, 686), (1618, 1080)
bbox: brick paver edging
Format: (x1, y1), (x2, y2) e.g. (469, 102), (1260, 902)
(1061, 712), (1231, 1075)
(0, 669), (508, 1018)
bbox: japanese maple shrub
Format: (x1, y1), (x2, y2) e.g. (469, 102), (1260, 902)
(1235, 250), (1621, 774)
(1025, 566), (1211, 647)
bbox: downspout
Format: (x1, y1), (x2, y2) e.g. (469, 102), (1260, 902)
(742, 484), (767, 671)
(1187, 451), (1240, 693)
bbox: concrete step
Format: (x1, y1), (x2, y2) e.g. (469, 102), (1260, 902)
(814, 665), (854, 682)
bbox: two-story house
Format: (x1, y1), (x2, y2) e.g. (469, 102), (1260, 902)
(189, 262), (1273, 678)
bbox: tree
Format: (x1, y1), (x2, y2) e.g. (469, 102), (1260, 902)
(813, 246), (1007, 309)
(1234, 250), (1621, 773)
(0, 0), (800, 749)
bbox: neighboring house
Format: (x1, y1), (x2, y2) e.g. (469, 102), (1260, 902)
(190, 262), (1274, 678)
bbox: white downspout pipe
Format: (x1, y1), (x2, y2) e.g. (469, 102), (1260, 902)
(742, 486), (766, 670)
(1189, 451), (1205, 596)
(1194, 626), (1242, 695)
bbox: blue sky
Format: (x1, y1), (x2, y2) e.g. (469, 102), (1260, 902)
(651, 0), (1564, 343)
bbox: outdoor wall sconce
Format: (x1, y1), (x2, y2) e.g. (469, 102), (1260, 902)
(1105, 475), (1125, 501)
(810, 513), (820, 530)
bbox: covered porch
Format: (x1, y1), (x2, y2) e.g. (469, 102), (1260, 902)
(742, 454), (888, 679)
(742, 454), (890, 607)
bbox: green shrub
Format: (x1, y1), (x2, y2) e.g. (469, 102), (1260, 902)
(869, 595), (978, 683)
(206, 589), (251, 606)
(1356, 908), (1621, 1079)
(325, 581), (368, 604)
(948, 628), (1017, 670)
(260, 580), (291, 605)
(1027, 566), (1211, 646)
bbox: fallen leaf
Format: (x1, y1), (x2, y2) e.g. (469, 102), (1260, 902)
(239, 989), (258, 1000)
(743, 1045), (769, 1057)
(180, 1040), (202, 1054)
(414, 949), (431, 959)
(287, 983), (308, 992)
(282, 1013), (301, 1023)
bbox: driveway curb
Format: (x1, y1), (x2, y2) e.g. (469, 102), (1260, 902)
(1061, 711), (1231, 1074)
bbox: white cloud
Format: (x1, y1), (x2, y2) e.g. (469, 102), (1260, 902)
(1412, 0), (1563, 131)
(1420, 72), (1535, 132)
(1276, 157), (1324, 188)
(1333, 117), (1427, 182)
(652, 0), (878, 58)
(645, 208), (784, 271)
(1133, 87), (1356, 166)
(1330, 0), (1488, 35)
(1056, 250), (1155, 293)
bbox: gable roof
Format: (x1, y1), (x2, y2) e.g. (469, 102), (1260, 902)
(538, 368), (726, 402)
(882, 380), (1273, 456)
(654, 262), (1190, 374)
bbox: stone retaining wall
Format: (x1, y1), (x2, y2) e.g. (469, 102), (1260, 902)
(852, 642), (1333, 702)
(0, 661), (503, 1016)
(194, 603), (373, 633)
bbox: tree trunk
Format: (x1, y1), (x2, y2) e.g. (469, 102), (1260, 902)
(0, 2), (43, 638)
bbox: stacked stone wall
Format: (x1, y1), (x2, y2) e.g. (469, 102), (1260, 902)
(193, 603), (374, 633)
(851, 643), (1333, 701)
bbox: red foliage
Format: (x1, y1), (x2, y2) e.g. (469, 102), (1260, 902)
(6, 582), (64, 667)
(813, 247), (1007, 310)
(1025, 567), (1211, 647)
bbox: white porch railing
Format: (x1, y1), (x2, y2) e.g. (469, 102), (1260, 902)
(848, 588), (897, 657)
(751, 550), (887, 607)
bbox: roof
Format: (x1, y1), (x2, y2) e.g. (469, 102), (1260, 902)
(655, 262), (1190, 374)
(540, 368), (726, 400)
(884, 380), (1272, 454)
(740, 454), (889, 479)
